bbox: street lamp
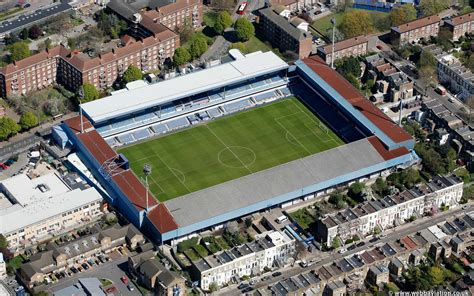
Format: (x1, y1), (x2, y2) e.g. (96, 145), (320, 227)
(330, 18), (336, 69)
(143, 164), (152, 213)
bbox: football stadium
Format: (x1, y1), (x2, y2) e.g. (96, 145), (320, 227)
(59, 50), (418, 244)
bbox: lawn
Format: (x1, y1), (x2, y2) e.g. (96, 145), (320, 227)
(118, 98), (343, 201)
(289, 208), (316, 230)
(7, 255), (25, 269)
(312, 9), (389, 38)
(244, 36), (273, 53)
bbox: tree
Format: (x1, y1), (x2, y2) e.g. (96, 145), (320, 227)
(189, 37), (208, 59)
(331, 236), (341, 249)
(326, 27), (345, 42)
(0, 117), (21, 141)
(8, 42), (30, 61)
(173, 47), (191, 66)
(372, 177), (388, 197)
(0, 234), (7, 249)
(20, 28), (28, 40)
(335, 56), (361, 88)
(419, 0), (449, 16)
(437, 27), (453, 51)
(234, 18), (255, 42)
(19, 112), (39, 130)
(229, 42), (247, 53)
(338, 10), (374, 38)
(44, 38), (52, 50)
(33, 292), (49, 296)
(214, 11), (232, 34)
(349, 182), (365, 200)
(78, 83), (100, 103)
(208, 282), (218, 292)
(67, 38), (76, 51)
(122, 65), (142, 85)
(28, 25), (43, 39)
(176, 20), (193, 44)
(428, 266), (445, 287)
(390, 4), (417, 26)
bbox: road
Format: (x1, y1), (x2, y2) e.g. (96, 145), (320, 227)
(217, 204), (473, 295)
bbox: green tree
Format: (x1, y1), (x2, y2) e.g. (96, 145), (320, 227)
(20, 28), (28, 40)
(338, 10), (374, 38)
(437, 27), (453, 51)
(122, 65), (142, 85)
(33, 292), (49, 296)
(0, 117), (20, 141)
(335, 56), (361, 80)
(349, 182), (365, 200)
(208, 282), (218, 292)
(331, 236), (341, 249)
(173, 47), (191, 66)
(372, 177), (388, 196)
(390, 4), (417, 26)
(234, 18), (255, 42)
(44, 38), (52, 50)
(214, 11), (232, 34)
(229, 42), (247, 53)
(8, 42), (30, 61)
(78, 83), (100, 103)
(419, 0), (449, 16)
(67, 38), (76, 50)
(428, 266), (445, 287)
(400, 168), (421, 188)
(0, 234), (7, 249)
(189, 37), (208, 59)
(19, 112), (39, 130)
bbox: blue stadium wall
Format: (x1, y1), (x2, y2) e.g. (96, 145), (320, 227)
(62, 123), (147, 230)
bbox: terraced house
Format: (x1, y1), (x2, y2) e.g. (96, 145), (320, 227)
(444, 13), (474, 42)
(391, 14), (440, 45)
(316, 175), (463, 245)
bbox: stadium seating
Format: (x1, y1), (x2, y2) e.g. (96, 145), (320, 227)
(151, 123), (168, 134)
(117, 133), (136, 145)
(207, 107), (222, 118)
(223, 99), (253, 113)
(279, 87), (291, 97)
(197, 111), (209, 120)
(105, 137), (117, 147)
(167, 117), (190, 130)
(132, 129), (151, 141)
(253, 91), (277, 103)
(187, 114), (199, 125)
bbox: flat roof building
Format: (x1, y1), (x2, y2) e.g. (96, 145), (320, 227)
(0, 172), (103, 252)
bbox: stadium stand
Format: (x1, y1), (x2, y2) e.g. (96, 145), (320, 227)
(132, 129), (151, 141)
(223, 99), (254, 113)
(151, 123), (168, 135)
(167, 117), (190, 130)
(117, 133), (136, 145)
(253, 91), (278, 103)
(206, 107), (222, 118)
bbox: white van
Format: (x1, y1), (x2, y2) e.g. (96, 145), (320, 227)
(276, 215), (288, 224)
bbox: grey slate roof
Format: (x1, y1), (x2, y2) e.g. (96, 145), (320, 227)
(258, 7), (311, 41)
(165, 139), (386, 228)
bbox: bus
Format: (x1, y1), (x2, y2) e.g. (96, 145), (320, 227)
(237, 2), (248, 14)
(435, 85), (446, 96)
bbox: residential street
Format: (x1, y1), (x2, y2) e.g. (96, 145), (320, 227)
(218, 204), (473, 295)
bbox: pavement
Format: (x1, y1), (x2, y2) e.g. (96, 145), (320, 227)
(217, 203), (473, 295)
(45, 254), (141, 296)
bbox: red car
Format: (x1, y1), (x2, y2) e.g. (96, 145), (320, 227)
(0, 163), (8, 170)
(237, 2), (248, 15)
(105, 287), (117, 294)
(121, 276), (129, 285)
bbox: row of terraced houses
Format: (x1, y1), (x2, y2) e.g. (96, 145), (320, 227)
(0, 0), (202, 98)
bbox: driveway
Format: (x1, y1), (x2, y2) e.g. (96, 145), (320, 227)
(45, 255), (141, 296)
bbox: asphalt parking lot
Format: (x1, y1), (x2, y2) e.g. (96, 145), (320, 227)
(45, 253), (141, 296)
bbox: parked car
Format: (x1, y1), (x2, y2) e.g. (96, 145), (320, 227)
(81, 263), (89, 270)
(127, 284), (135, 291)
(272, 271), (282, 277)
(121, 276), (129, 285)
(105, 286), (117, 294)
(238, 283), (249, 290)
(242, 286), (254, 293)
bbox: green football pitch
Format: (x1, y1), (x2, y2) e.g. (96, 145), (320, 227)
(117, 98), (344, 202)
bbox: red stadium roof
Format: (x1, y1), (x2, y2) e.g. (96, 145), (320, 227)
(64, 116), (178, 233)
(301, 56), (412, 144)
(368, 136), (410, 161)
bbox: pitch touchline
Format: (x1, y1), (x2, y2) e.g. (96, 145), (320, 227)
(205, 125), (253, 174)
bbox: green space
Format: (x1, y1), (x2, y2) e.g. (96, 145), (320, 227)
(99, 278), (113, 286)
(119, 98), (343, 201)
(289, 208), (315, 230)
(203, 11), (219, 28)
(312, 12), (345, 35)
(0, 7), (23, 21)
(7, 255), (25, 269)
(244, 36), (273, 53)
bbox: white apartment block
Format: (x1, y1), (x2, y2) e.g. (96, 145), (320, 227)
(0, 172), (103, 252)
(192, 231), (295, 290)
(316, 175), (463, 245)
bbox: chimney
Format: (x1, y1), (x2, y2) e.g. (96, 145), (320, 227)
(112, 48), (115, 55)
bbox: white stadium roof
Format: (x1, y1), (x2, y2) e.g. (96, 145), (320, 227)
(81, 51), (288, 123)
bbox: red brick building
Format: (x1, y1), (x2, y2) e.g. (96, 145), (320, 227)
(444, 13), (474, 42)
(0, 30), (178, 97)
(317, 36), (368, 65)
(391, 15), (441, 45)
